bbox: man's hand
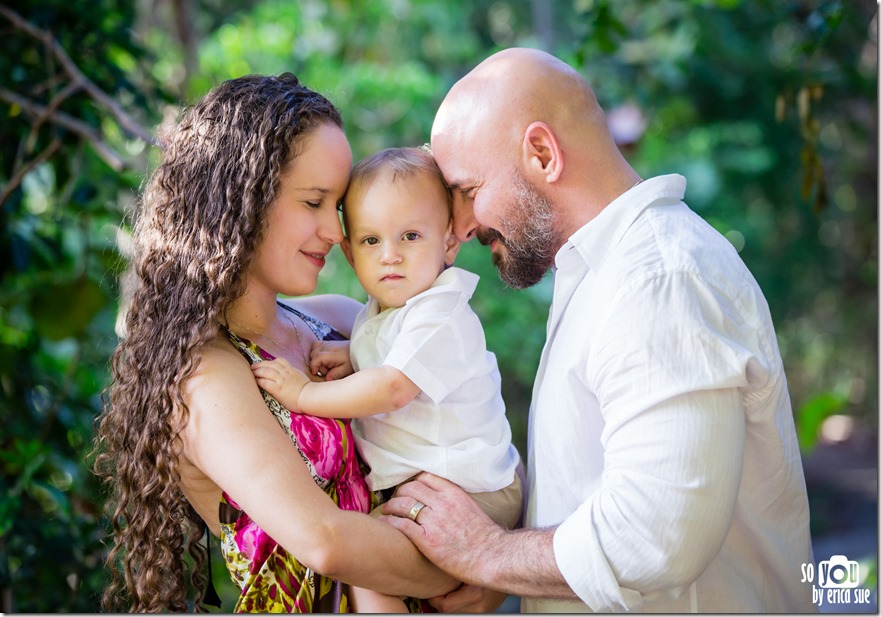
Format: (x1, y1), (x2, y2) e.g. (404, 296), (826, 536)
(251, 358), (310, 412)
(309, 340), (354, 381)
(379, 472), (506, 587)
(428, 584), (509, 613)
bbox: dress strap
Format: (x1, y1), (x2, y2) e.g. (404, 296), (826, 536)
(276, 301), (347, 341)
(202, 523), (222, 608)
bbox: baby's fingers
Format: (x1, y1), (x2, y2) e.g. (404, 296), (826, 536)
(324, 365), (351, 381)
(251, 363), (282, 382)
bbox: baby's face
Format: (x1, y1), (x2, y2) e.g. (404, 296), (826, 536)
(344, 171), (454, 311)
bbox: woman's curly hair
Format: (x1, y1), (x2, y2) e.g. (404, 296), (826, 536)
(91, 73), (343, 612)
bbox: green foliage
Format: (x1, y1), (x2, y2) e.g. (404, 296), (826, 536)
(796, 391), (850, 451)
(0, 0), (876, 611)
(0, 0), (168, 611)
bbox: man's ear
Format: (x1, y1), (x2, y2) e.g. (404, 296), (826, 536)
(341, 237), (356, 269)
(443, 225), (461, 266)
(522, 122), (563, 183)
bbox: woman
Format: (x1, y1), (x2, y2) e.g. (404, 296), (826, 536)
(92, 73), (456, 612)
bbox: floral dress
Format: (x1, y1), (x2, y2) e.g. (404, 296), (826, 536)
(219, 304), (379, 613)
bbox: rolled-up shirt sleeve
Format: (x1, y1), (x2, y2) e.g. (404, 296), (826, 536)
(554, 271), (753, 611)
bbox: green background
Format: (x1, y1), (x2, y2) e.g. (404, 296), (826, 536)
(0, 0), (877, 611)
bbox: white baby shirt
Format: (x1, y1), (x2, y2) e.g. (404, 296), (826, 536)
(350, 266), (520, 493)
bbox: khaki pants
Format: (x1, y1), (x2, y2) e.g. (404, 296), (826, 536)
(371, 472), (523, 529)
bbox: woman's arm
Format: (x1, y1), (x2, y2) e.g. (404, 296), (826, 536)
(182, 339), (457, 598)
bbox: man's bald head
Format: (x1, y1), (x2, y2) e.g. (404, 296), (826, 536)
(430, 48), (639, 283)
(431, 48), (609, 167)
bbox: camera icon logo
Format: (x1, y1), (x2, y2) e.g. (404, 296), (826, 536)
(818, 555), (860, 588)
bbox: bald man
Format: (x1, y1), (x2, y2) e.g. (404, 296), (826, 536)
(382, 48), (815, 613)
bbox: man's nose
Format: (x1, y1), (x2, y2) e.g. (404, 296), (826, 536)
(451, 192), (478, 243)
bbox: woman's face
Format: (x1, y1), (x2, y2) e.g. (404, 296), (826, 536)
(248, 123), (352, 298)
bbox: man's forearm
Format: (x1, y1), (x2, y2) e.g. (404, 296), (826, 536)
(473, 527), (578, 600)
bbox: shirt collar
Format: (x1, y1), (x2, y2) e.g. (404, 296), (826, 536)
(555, 174), (687, 272)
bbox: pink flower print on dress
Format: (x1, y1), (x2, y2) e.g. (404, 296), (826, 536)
(234, 516), (276, 574)
(337, 475), (371, 512)
(290, 414), (343, 480)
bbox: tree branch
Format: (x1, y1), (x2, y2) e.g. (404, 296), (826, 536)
(0, 4), (157, 146)
(25, 80), (82, 155)
(0, 88), (125, 171)
(0, 136), (62, 208)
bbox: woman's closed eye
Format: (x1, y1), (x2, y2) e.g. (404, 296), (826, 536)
(304, 200), (321, 209)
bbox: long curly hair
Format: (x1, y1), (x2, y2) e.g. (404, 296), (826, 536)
(91, 73), (343, 612)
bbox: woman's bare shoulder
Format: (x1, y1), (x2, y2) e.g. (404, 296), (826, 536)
(282, 294), (364, 338)
(179, 334), (268, 466)
(183, 334), (254, 411)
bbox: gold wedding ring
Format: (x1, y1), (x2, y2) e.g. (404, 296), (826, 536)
(407, 501), (426, 523)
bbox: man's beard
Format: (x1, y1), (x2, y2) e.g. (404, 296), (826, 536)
(476, 173), (558, 289)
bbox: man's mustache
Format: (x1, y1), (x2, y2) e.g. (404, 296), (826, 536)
(476, 227), (504, 246)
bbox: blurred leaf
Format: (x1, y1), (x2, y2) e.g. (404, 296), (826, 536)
(28, 277), (106, 341)
(796, 391), (849, 452)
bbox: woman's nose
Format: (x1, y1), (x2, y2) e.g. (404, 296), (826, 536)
(320, 207), (344, 244)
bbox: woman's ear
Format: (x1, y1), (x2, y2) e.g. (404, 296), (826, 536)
(443, 225), (461, 266)
(341, 237), (356, 269)
(522, 122), (563, 183)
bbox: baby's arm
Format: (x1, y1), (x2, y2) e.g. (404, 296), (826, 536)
(251, 359), (420, 418)
(299, 366), (420, 417)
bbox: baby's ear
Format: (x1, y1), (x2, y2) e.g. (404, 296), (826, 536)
(341, 237), (356, 269)
(443, 225), (461, 266)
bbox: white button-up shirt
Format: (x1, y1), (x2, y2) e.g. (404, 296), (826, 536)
(351, 267), (519, 493)
(523, 175), (815, 613)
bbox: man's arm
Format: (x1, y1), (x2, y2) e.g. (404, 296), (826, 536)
(382, 384), (744, 608)
(381, 369), (745, 610)
(381, 473), (577, 599)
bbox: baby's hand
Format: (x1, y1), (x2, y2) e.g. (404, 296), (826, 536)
(310, 340), (354, 381)
(251, 358), (310, 412)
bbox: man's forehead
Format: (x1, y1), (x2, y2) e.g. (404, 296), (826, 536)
(428, 138), (467, 187)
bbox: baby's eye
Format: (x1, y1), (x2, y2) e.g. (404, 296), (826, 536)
(362, 237), (379, 246)
(402, 232), (420, 241)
